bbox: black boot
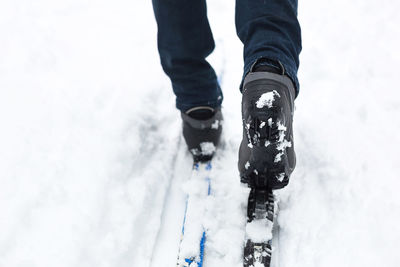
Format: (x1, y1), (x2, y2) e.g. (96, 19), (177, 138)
(181, 106), (223, 162)
(238, 68), (296, 189)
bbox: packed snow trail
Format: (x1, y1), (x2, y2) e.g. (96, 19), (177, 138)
(1, 0), (400, 267)
(149, 142), (192, 267)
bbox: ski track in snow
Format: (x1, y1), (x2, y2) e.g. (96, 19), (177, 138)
(1, 0), (400, 267)
(149, 140), (192, 267)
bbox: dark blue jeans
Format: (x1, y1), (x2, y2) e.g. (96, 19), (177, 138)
(152, 0), (301, 112)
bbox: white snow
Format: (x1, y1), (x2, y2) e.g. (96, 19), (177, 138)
(245, 161), (250, 170)
(276, 173), (285, 183)
(256, 90), (280, 108)
(268, 118), (273, 127)
(200, 142), (216, 156)
(277, 121), (287, 132)
(189, 142), (216, 157)
(1, 0), (400, 267)
(211, 120), (220, 130)
(246, 219), (273, 243)
(265, 140), (271, 147)
(274, 121), (292, 163)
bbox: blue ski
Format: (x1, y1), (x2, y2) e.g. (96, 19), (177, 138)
(177, 161), (212, 267)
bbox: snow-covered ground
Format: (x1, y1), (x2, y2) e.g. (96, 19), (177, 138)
(1, 0), (400, 266)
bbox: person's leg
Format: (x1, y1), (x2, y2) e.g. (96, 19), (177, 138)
(152, 0), (223, 112)
(235, 0), (302, 93)
(236, 0), (301, 189)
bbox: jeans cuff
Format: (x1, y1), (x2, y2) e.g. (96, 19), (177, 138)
(240, 55), (300, 97)
(176, 91), (223, 112)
